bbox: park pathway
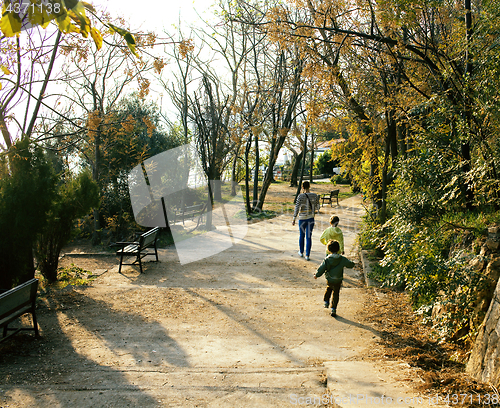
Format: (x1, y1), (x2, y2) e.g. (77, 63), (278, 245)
(0, 195), (437, 407)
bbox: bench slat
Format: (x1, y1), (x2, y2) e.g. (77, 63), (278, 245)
(0, 286), (33, 318)
(0, 304), (32, 327)
(174, 203), (206, 225)
(118, 244), (140, 255)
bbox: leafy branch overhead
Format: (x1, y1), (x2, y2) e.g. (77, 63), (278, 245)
(0, 0), (137, 55)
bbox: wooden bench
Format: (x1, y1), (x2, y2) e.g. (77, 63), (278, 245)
(175, 203), (206, 226)
(0, 278), (39, 343)
(116, 227), (160, 274)
(320, 189), (340, 207)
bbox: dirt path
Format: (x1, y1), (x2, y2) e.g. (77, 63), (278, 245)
(0, 195), (436, 408)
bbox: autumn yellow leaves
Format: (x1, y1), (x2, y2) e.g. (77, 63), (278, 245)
(0, 0), (137, 55)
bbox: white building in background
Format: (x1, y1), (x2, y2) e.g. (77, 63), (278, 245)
(275, 148), (291, 166)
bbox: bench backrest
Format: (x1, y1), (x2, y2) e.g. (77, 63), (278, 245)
(185, 203), (205, 212)
(0, 278), (38, 320)
(139, 227), (160, 248)
(331, 189), (340, 196)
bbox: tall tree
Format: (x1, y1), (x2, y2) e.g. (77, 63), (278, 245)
(257, 0), (495, 218)
(0, 29), (62, 150)
(190, 74), (234, 204)
(54, 26), (161, 242)
(254, 48), (304, 211)
(0, 3), (142, 286)
(84, 95), (182, 238)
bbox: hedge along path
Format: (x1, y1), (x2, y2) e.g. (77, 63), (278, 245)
(0, 195), (435, 407)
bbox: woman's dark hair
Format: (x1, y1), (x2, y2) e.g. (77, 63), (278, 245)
(302, 181), (310, 190)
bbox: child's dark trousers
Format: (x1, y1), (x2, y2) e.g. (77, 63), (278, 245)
(324, 281), (342, 309)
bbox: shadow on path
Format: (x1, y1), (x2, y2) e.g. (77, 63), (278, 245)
(0, 286), (189, 407)
(335, 315), (381, 337)
(184, 288), (310, 367)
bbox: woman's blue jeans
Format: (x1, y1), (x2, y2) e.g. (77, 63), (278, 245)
(298, 218), (315, 257)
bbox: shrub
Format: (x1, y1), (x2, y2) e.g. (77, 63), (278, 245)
(330, 174), (350, 184)
(315, 149), (339, 175)
(35, 171), (99, 283)
(54, 264), (96, 288)
(0, 140), (57, 289)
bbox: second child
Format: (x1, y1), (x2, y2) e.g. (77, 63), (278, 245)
(320, 215), (344, 255)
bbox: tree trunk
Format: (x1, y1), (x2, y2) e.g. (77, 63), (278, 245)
(231, 145), (238, 196)
(92, 127), (101, 245)
(462, 0), (474, 210)
(212, 175), (222, 201)
(296, 131), (308, 200)
(309, 130), (315, 183)
(379, 127), (392, 224)
(388, 110), (398, 161)
(289, 150), (302, 187)
(244, 133), (253, 215)
(398, 122), (407, 159)
(255, 132), (286, 211)
(252, 133), (259, 209)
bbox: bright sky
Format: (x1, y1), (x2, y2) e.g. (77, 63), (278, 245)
(0, 0), (219, 151)
(97, 0), (221, 116)
(100, 0), (217, 34)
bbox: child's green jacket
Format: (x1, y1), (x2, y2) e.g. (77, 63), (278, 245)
(315, 254), (355, 284)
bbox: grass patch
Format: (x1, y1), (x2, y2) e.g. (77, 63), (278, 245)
(246, 210), (278, 221)
(441, 209), (500, 238)
(233, 208), (280, 221)
(262, 202), (295, 215)
(39, 264), (97, 289)
(338, 190), (357, 200)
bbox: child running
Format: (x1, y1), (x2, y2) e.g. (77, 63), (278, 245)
(320, 215), (344, 255)
(314, 240), (355, 317)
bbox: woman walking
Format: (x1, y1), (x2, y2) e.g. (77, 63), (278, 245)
(292, 181), (320, 260)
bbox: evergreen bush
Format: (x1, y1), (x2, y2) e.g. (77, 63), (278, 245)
(0, 140), (57, 289)
(35, 171), (99, 283)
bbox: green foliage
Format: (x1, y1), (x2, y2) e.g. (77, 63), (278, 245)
(314, 149), (339, 175)
(360, 134), (500, 338)
(52, 264), (96, 289)
(0, 140), (57, 289)
(35, 171), (99, 283)
(388, 148), (462, 225)
(244, 209), (277, 221)
(365, 187), (500, 339)
(380, 155), (455, 293)
(381, 218), (451, 306)
(358, 211), (383, 251)
(330, 174), (349, 185)
(425, 252), (488, 341)
(81, 95), (184, 240)
(367, 262), (391, 283)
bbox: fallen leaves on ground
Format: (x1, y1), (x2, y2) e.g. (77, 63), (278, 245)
(362, 288), (499, 407)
